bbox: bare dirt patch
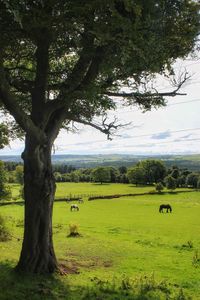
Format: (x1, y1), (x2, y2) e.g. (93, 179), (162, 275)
(58, 256), (113, 275)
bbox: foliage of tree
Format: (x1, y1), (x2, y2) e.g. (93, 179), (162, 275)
(0, 161), (12, 200)
(61, 174), (71, 182)
(0, 215), (11, 242)
(177, 175), (187, 188)
(106, 167), (120, 183)
(92, 167), (111, 184)
(0, 124), (10, 149)
(127, 166), (146, 185)
(4, 162), (22, 172)
(197, 178), (200, 190)
(19, 185), (25, 200)
(170, 167), (180, 179)
(119, 173), (129, 184)
(186, 173), (199, 188)
(70, 171), (80, 183)
(118, 166), (127, 175)
(0, 0), (199, 273)
(53, 164), (76, 174)
(136, 160), (166, 184)
(15, 165), (24, 185)
(164, 175), (177, 191)
(53, 172), (62, 182)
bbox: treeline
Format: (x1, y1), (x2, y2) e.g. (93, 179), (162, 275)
(1, 160), (200, 190)
(53, 166), (129, 184)
(127, 160), (200, 191)
(52, 159), (200, 190)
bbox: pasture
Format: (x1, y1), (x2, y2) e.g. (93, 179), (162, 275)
(0, 183), (200, 299)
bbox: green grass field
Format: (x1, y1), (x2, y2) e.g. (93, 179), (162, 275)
(0, 183), (200, 299)
(9, 182), (190, 200)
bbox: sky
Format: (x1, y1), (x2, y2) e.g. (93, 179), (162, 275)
(0, 58), (200, 156)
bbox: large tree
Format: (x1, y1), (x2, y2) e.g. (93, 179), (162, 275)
(137, 159), (166, 184)
(92, 167), (111, 184)
(0, 1), (199, 273)
(127, 165), (146, 185)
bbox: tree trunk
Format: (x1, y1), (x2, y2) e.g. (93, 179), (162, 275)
(16, 135), (58, 273)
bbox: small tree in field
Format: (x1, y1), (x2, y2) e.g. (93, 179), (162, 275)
(164, 175), (177, 191)
(0, 1), (199, 273)
(155, 182), (164, 193)
(92, 167), (111, 184)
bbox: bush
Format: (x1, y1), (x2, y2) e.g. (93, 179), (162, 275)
(155, 182), (164, 193)
(0, 185), (12, 200)
(164, 175), (177, 191)
(0, 215), (11, 242)
(68, 223), (80, 237)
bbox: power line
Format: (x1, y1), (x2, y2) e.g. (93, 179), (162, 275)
(168, 98), (200, 106)
(125, 137), (200, 148)
(59, 128), (200, 148)
(118, 98), (200, 113)
(120, 127), (200, 139)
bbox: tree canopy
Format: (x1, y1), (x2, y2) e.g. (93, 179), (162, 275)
(0, 0), (199, 143)
(137, 159), (166, 184)
(92, 167), (111, 184)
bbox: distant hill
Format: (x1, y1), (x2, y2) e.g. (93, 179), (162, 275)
(0, 154), (200, 171)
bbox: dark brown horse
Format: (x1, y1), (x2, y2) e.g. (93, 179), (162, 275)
(159, 204), (172, 213)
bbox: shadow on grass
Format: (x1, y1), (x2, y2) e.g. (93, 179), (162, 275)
(0, 261), (70, 300)
(129, 185), (153, 188)
(0, 201), (24, 207)
(91, 183), (111, 186)
(0, 261), (190, 300)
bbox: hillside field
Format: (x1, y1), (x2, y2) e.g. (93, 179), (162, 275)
(0, 183), (200, 299)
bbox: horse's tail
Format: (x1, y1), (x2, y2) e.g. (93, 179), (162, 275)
(159, 206), (162, 213)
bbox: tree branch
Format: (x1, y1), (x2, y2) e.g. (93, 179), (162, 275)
(60, 32), (95, 94)
(68, 114), (130, 140)
(104, 72), (190, 99)
(45, 45), (106, 118)
(0, 58), (46, 144)
(8, 78), (33, 93)
(105, 90), (187, 98)
(31, 33), (51, 121)
(78, 46), (105, 90)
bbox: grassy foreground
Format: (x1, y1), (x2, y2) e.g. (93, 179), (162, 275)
(0, 183), (200, 299)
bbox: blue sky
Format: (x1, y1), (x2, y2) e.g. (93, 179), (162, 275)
(0, 58), (200, 156)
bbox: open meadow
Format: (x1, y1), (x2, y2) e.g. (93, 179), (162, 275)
(0, 183), (200, 299)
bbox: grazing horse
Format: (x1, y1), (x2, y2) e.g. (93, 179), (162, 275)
(70, 204), (79, 211)
(159, 204), (172, 213)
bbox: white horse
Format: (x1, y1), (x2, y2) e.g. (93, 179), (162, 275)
(70, 204), (79, 211)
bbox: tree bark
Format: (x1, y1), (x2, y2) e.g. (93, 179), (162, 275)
(16, 135), (58, 273)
